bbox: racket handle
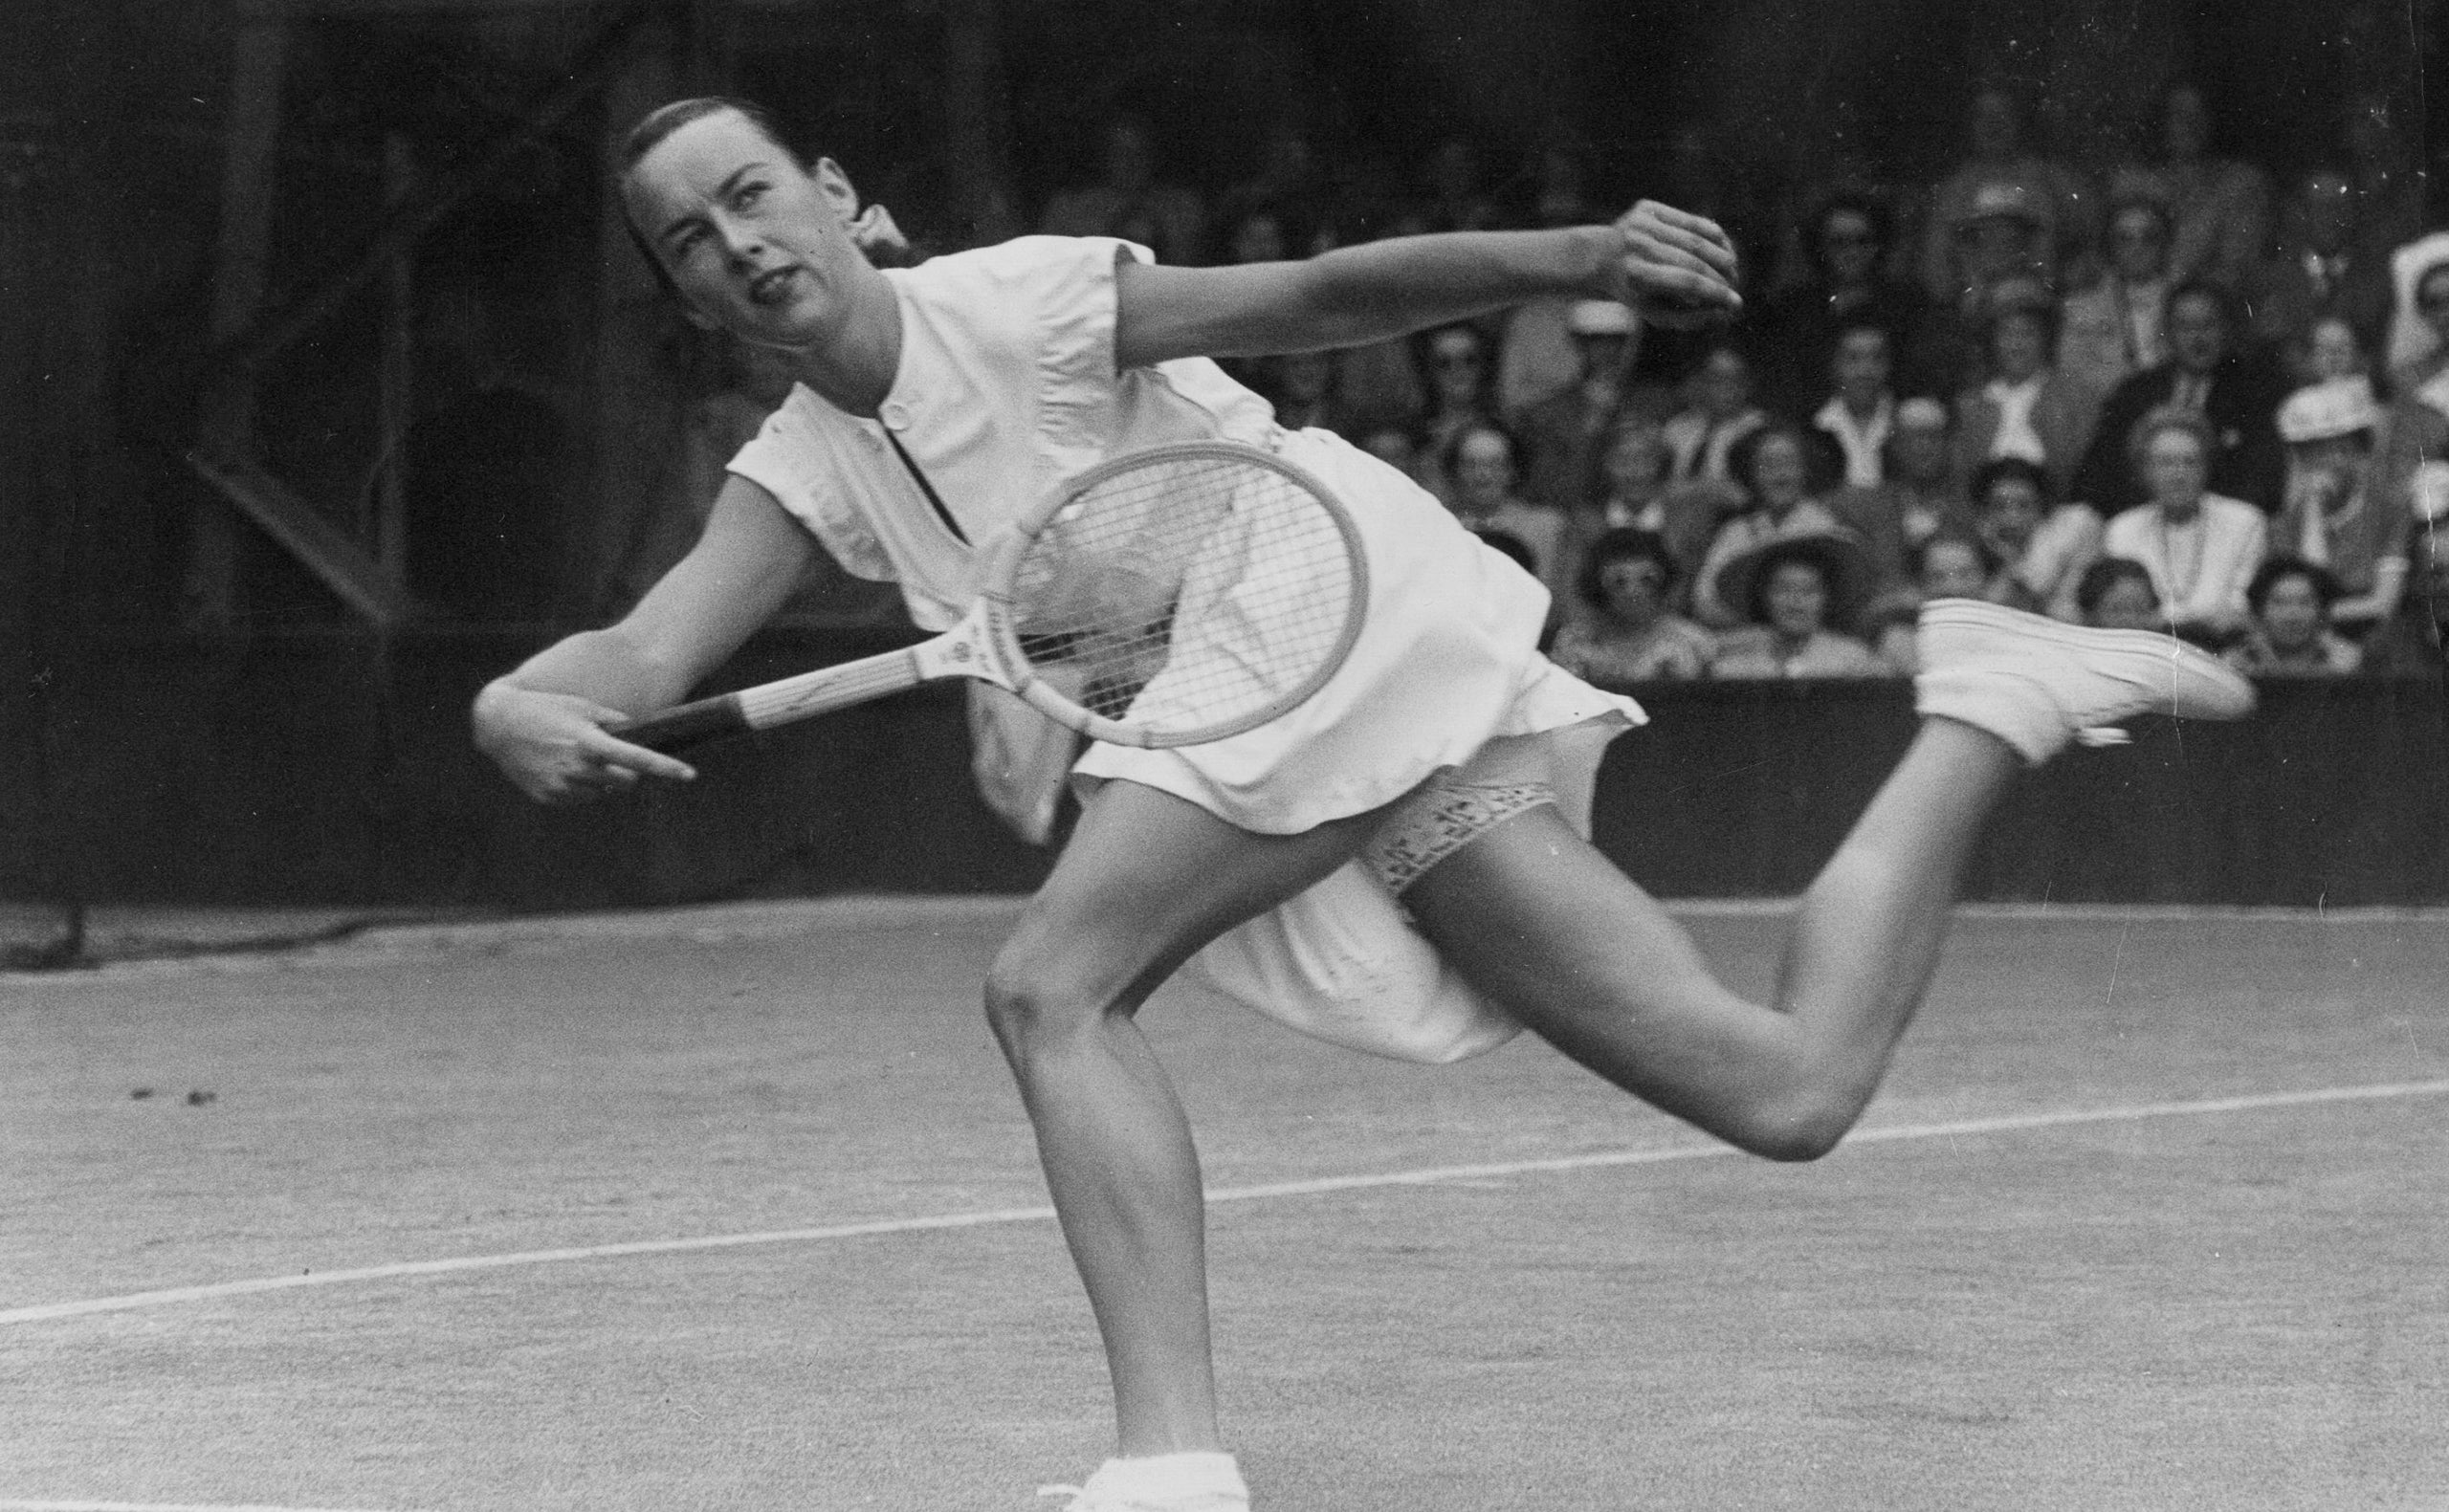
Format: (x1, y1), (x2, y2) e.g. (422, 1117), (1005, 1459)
(606, 646), (931, 754)
(605, 694), (752, 754)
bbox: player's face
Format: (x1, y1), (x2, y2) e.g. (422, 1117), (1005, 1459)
(2145, 429), (2210, 512)
(1921, 540), (1987, 600)
(624, 110), (868, 350)
(2260, 575), (2325, 650)
(1763, 561), (1828, 637)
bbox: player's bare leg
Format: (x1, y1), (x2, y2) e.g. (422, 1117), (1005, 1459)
(1406, 600), (2254, 1157)
(984, 779), (1384, 1469)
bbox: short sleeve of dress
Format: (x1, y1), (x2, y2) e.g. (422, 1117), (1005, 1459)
(726, 388), (898, 582)
(941, 233), (1147, 474)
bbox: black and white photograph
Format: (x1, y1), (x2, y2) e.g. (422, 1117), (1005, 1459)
(3, 2), (2445, 1507)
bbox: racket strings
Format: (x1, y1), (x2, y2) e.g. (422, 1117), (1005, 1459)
(1009, 455), (1357, 734)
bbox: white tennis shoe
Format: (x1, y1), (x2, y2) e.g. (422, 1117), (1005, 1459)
(1037, 1456), (1250, 1512)
(1912, 598), (2256, 764)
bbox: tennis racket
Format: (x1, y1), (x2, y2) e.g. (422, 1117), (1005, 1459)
(607, 439), (1370, 753)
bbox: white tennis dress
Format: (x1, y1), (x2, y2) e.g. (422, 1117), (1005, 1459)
(727, 235), (1644, 1062)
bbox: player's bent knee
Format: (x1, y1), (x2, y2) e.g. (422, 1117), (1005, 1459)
(982, 930), (1132, 1060)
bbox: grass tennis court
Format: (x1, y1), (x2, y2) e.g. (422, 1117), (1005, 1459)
(5, 899), (2446, 1512)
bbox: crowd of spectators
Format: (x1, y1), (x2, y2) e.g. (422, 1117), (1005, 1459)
(1012, 82), (2447, 689)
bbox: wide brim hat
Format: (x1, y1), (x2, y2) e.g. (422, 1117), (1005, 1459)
(2277, 376), (2383, 443)
(1710, 526), (1877, 632)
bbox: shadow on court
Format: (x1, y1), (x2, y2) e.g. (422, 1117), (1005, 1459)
(4, 901), (2446, 1512)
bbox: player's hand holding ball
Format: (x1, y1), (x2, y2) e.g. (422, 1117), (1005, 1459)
(1602, 200), (1742, 330)
(473, 683), (696, 805)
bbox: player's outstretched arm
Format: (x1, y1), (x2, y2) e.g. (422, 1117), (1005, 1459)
(1113, 201), (1740, 369)
(473, 473), (816, 804)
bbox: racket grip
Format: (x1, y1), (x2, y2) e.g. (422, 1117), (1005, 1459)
(605, 694), (751, 754)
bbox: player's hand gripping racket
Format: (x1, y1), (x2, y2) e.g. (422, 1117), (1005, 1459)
(607, 440), (1369, 753)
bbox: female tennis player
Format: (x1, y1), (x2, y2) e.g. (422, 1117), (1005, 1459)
(472, 98), (2253, 1512)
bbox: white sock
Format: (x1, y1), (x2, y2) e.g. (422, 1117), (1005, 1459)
(1089, 1451), (1247, 1501)
(1914, 667), (2065, 767)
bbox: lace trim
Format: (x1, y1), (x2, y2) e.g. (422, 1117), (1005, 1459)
(1361, 778), (1556, 896)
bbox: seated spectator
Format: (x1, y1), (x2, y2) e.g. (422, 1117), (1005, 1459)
(1830, 395), (1970, 598)
(1751, 194), (1929, 418)
(1579, 416), (1733, 599)
(1211, 119), (1327, 255)
(2271, 377), (2407, 639)
(2074, 280), (2287, 514)
(1708, 531), (1886, 679)
(2248, 164), (2394, 375)
(1495, 144), (1611, 415)
(1249, 349), (1350, 437)
(1442, 420), (1570, 597)
(1690, 421), (1853, 627)
(2059, 187), (2178, 401)
(2388, 252), (2449, 407)
(2116, 81), (2272, 292)
(1970, 456), (2102, 621)
(2300, 313), (2377, 390)
(1811, 322), (1901, 489)
(2100, 407), (2267, 643)
(1517, 299), (1644, 515)
(2223, 558), (2362, 676)
(1952, 277), (2098, 500)
(1661, 341), (1769, 487)
(1920, 85), (2090, 306)
(1356, 421), (1425, 486)
(1037, 114), (1204, 267)
(2362, 463), (2449, 674)
(1547, 528), (1715, 686)
(1415, 322), (1501, 501)
(1873, 531), (1997, 674)
(2073, 555), (2165, 631)
(1917, 172), (2063, 400)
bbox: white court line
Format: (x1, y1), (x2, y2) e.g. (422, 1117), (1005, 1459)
(6, 1077), (2446, 1331)
(0, 1501), (422, 1512)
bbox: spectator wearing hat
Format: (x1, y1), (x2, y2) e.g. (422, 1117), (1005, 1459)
(1970, 456), (2102, 622)
(2075, 280), (2288, 514)
(2099, 406), (2267, 642)
(1811, 322), (1902, 489)
(1952, 279), (2099, 500)
(2117, 82), (2272, 293)
(2248, 166), (2396, 378)
(1750, 194), (1931, 420)
(1660, 341), (1771, 489)
(1516, 299), (1650, 516)
(1920, 86), (2090, 307)
(2362, 463), (2449, 675)
(2060, 190), (2179, 402)
(1829, 395), (1972, 600)
(1547, 528), (1716, 687)
(2073, 556), (2165, 632)
(1707, 530), (1886, 679)
(2223, 558), (2362, 676)
(2271, 377), (2407, 638)
(1689, 420), (1852, 628)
